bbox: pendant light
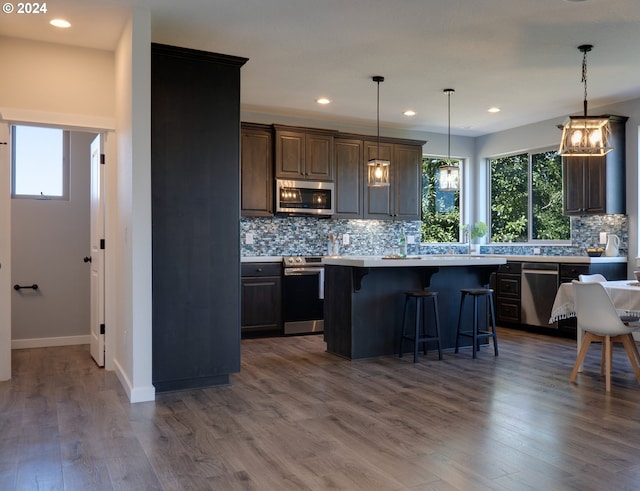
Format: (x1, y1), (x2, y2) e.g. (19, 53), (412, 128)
(559, 44), (613, 156)
(367, 75), (390, 187)
(439, 88), (459, 191)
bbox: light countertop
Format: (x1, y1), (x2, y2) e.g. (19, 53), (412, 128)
(322, 255), (507, 267)
(241, 254), (627, 265)
(483, 255), (627, 264)
(241, 256), (282, 263)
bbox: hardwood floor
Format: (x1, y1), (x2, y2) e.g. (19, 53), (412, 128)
(2, 328), (640, 490)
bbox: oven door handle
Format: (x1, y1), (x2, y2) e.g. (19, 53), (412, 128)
(283, 267), (323, 276)
(283, 267), (324, 300)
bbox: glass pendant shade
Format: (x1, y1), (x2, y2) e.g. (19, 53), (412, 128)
(368, 75), (390, 187)
(367, 159), (390, 187)
(559, 44), (613, 157)
(559, 116), (613, 156)
(439, 164), (459, 192)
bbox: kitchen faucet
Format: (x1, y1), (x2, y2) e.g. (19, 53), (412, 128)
(462, 226), (471, 255)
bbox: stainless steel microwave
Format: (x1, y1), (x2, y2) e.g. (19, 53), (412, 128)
(275, 179), (334, 216)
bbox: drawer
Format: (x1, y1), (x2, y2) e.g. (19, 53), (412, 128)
(497, 275), (520, 297)
(559, 263), (589, 279)
(497, 300), (520, 323)
(498, 262), (522, 274)
(241, 262), (282, 277)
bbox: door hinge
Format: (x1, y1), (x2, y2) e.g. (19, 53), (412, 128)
(100, 324), (105, 335)
(100, 153), (105, 165)
(100, 239), (105, 249)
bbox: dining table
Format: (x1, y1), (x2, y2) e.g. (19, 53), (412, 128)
(550, 279), (640, 371)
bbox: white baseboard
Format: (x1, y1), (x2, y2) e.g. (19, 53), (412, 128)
(112, 356), (155, 403)
(12, 335), (91, 350)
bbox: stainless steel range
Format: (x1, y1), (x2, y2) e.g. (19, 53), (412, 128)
(282, 256), (324, 335)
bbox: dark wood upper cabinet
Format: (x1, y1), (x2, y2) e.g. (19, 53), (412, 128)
(363, 140), (394, 218)
(334, 138), (364, 218)
(241, 123), (273, 217)
(151, 43), (247, 392)
(274, 126), (335, 181)
(562, 115), (627, 216)
(364, 140), (422, 220)
(392, 144), (422, 220)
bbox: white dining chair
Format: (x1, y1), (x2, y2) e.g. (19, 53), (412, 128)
(578, 273), (606, 282)
(570, 280), (640, 392)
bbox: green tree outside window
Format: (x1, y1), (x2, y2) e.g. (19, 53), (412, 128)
(421, 158), (460, 242)
(490, 150), (569, 242)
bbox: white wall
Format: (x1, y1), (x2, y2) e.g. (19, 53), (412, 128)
(11, 130), (93, 347)
(113, 8), (154, 403)
(0, 123), (10, 381)
(0, 36), (115, 130)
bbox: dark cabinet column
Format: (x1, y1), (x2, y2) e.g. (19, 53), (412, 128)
(151, 43), (248, 392)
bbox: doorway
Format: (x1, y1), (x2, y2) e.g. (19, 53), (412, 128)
(5, 124), (101, 365)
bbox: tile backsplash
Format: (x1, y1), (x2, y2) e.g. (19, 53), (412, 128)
(240, 214), (628, 257)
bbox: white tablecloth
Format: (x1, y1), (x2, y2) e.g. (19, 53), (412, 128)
(550, 280), (640, 324)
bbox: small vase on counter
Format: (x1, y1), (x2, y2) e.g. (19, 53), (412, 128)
(327, 233), (340, 257)
(398, 228), (407, 258)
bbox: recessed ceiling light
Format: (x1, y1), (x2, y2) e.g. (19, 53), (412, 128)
(403, 110), (416, 117)
(488, 107), (501, 113)
(316, 98), (331, 105)
(50, 19), (71, 28)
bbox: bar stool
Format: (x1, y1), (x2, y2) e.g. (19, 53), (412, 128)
(455, 288), (498, 358)
(399, 290), (442, 362)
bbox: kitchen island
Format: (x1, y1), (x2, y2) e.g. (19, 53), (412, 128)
(322, 255), (507, 360)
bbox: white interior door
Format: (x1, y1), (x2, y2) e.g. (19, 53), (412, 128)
(0, 122), (11, 381)
(89, 134), (105, 366)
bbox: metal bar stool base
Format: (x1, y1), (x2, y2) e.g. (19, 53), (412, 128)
(455, 288), (498, 358)
(399, 290), (443, 363)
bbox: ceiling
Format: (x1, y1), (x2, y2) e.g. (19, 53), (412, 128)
(2, 0), (640, 137)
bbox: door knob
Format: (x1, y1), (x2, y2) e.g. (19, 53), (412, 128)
(83, 256), (92, 263)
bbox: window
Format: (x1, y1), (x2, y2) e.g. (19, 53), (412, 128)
(421, 157), (460, 242)
(12, 125), (68, 199)
(489, 149), (570, 243)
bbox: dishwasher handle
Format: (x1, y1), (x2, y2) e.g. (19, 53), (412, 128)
(522, 269), (559, 275)
(521, 262), (559, 272)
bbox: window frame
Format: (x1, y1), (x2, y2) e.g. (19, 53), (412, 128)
(11, 124), (70, 201)
(488, 145), (570, 245)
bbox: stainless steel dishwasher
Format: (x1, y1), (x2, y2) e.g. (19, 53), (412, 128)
(521, 262), (559, 328)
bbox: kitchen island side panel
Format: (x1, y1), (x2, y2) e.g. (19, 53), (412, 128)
(324, 264), (499, 359)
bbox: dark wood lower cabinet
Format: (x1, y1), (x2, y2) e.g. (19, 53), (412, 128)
(495, 262), (522, 324)
(495, 260), (627, 332)
(241, 263), (282, 334)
